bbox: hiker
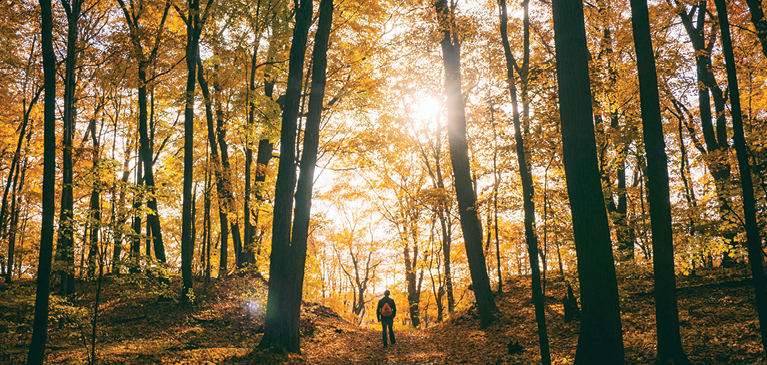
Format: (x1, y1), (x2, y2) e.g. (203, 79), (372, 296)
(377, 289), (397, 347)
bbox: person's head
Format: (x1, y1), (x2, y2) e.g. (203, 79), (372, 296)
(384, 290), (390, 297)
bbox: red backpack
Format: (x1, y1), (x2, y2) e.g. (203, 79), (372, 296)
(381, 302), (393, 317)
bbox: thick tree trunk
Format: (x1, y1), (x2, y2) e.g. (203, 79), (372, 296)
(551, 0), (624, 362)
(629, 0), (690, 362)
(27, 0), (56, 360)
(715, 0), (767, 354)
(259, 0), (314, 352)
(260, 0), (333, 353)
(434, 0), (498, 328)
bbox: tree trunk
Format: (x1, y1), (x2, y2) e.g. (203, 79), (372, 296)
(715, 0), (767, 354)
(55, 0), (83, 296)
(86, 120), (102, 279)
(138, 63), (167, 268)
(130, 153), (143, 273)
(629, 0), (690, 362)
(27, 0), (56, 360)
(5, 167), (23, 283)
(112, 149), (132, 275)
(745, 0), (767, 59)
(433, 0), (498, 328)
(197, 56), (231, 276)
(215, 96), (245, 268)
(244, 24), (263, 264)
(551, 0), (624, 362)
(260, 0), (333, 353)
(405, 239), (421, 327)
(674, 2), (737, 261)
(181, 0), (203, 300)
(499, 0), (551, 361)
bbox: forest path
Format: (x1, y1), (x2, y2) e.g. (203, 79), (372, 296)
(302, 323), (445, 365)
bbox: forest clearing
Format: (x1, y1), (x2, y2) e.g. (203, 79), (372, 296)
(1, 266), (764, 364)
(4, 0), (767, 362)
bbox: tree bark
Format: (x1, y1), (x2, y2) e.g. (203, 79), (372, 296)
(197, 56), (230, 276)
(55, 0), (83, 295)
(260, 0), (333, 353)
(629, 0), (690, 362)
(181, 0), (201, 300)
(499, 0), (551, 361)
(116, 0), (172, 274)
(433, 0), (498, 328)
(744, 0), (767, 60)
(551, 0), (624, 362)
(27, 0), (56, 360)
(715, 0), (767, 354)
(259, 0), (315, 352)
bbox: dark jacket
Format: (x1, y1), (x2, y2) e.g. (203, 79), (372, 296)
(377, 296), (397, 321)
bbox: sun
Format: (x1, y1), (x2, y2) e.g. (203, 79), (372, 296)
(408, 94), (443, 134)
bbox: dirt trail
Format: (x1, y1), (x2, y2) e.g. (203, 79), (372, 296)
(302, 325), (444, 365)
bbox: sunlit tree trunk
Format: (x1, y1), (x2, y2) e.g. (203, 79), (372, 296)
(433, 0), (498, 328)
(551, 0), (624, 362)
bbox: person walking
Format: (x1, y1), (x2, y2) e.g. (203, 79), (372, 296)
(377, 289), (397, 347)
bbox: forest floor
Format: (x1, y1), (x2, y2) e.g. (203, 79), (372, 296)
(0, 265), (764, 364)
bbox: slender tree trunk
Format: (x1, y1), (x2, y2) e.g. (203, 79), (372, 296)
(260, 0), (333, 353)
(434, 0), (498, 328)
(138, 63), (167, 268)
(197, 56), (232, 276)
(203, 158), (212, 284)
(56, 0), (83, 295)
(130, 149), (143, 273)
(0, 99), (34, 256)
(181, 0), (203, 300)
(499, 0), (551, 361)
(86, 120), (102, 279)
(27, 0), (56, 360)
(551, 0), (624, 362)
(715, 0), (767, 354)
(629, 0), (690, 362)
(5, 167), (23, 283)
(215, 98), (245, 268)
(244, 25), (262, 264)
(674, 2), (737, 261)
(112, 150), (131, 275)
